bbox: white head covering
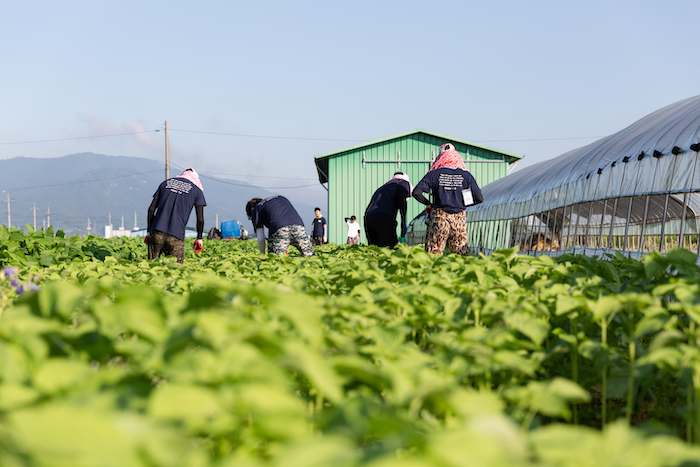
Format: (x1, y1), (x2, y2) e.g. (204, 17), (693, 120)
(391, 172), (412, 199)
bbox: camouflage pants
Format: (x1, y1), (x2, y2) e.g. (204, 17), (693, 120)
(148, 230), (185, 263)
(425, 208), (470, 255)
(269, 225), (315, 256)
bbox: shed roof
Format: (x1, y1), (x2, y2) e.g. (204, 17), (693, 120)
(314, 128), (523, 184)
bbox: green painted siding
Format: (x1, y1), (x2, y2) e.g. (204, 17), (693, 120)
(319, 131), (518, 244)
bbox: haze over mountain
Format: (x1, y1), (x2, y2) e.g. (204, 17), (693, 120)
(0, 153), (325, 237)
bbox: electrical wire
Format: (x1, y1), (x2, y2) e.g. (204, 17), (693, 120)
(0, 130), (160, 145)
(171, 127), (603, 144)
(203, 171), (318, 181)
(473, 135), (603, 143)
(170, 162), (320, 190)
(0, 127), (603, 146)
(169, 128), (366, 143)
(2, 169), (163, 191)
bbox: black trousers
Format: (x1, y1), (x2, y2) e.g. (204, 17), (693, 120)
(364, 213), (398, 248)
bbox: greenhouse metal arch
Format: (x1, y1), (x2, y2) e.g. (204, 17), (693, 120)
(408, 95), (700, 258)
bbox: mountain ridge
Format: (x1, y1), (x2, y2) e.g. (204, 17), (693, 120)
(0, 153), (324, 236)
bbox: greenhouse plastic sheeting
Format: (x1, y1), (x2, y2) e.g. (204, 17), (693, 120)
(467, 95), (700, 222)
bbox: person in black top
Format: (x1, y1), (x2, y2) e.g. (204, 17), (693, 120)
(412, 143), (483, 255)
(246, 195), (315, 256)
(146, 168), (206, 263)
(364, 172), (412, 248)
(311, 207), (327, 246)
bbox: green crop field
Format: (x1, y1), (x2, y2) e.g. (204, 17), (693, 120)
(1, 225), (700, 466)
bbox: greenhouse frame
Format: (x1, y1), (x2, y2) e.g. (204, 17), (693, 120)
(407, 95), (700, 258)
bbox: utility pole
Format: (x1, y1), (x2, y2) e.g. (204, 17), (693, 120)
(5, 194), (14, 227)
(164, 120), (170, 180)
(31, 203), (38, 230)
(46, 207), (51, 228)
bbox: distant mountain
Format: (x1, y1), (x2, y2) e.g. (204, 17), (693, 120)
(0, 153), (324, 236)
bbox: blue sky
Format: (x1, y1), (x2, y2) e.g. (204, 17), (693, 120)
(1, 0), (699, 204)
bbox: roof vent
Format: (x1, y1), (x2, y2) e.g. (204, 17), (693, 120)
(672, 146), (683, 155)
(597, 168), (603, 175)
(622, 156), (630, 163)
(653, 150), (663, 158)
(638, 151), (645, 161)
(691, 143), (700, 152)
(586, 173), (590, 179)
(611, 161), (617, 167)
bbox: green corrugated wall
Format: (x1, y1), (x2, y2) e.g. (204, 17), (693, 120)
(324, 133), (511, 244)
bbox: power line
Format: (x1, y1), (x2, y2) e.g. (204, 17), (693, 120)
(170, 163), (319, 190)
(0, 130), (160, 145)
(0, 126), (603, 146)
(170, 128), (366, 143)
(197, 173), (319, 190)
(170, 127), (604, 144)
(473, 135), (603, 143)
(197, 171), (318, 181)
(1, 169), (162, 191)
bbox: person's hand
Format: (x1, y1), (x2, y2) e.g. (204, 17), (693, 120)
(425, 206), (432, 216)
(323, 236), (327, 243)
(144, 235), (149, 245)
(193, 239), (203, 253)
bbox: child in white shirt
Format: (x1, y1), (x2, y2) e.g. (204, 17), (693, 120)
(345, 216), (361, 245)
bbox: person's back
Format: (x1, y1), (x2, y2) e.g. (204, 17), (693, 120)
(414, 167), (482, 214)
(365, 179), (409, 219)
(147, 168), (206, 263)
(251, 196), (305, 235)
(150, 177), (206, 240)
(364, 173), (411, 248)
(247, 195), (314, 256)
(412, 143), (482, 256)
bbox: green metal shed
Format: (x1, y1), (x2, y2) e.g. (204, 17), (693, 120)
(315, 129), (523, 244)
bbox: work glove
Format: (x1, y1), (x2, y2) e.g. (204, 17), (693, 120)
(193, 239), (203, 253)
(323, 236), (327, 243)
(425, 206), (432, 216)
(144, 235), (149, 245)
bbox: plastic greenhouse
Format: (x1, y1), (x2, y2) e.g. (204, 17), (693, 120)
(407, 95), (700, 258)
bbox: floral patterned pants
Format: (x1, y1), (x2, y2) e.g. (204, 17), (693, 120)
(269, 224), (315, 256)
(425, 208), (470, 255)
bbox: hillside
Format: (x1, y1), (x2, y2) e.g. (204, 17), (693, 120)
(0, 153), (324, 236)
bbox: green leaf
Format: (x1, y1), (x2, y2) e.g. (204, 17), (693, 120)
(33, 359), (91, 394)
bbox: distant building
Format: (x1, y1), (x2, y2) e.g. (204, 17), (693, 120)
(111, 227), (132, 238)
(314, 129), (522, 244)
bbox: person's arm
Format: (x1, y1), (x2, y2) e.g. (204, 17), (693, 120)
(147, 198), (158, 232)
(394, 184), (409, 237)
(467, 174), (484, 205)
(399, 195), (408, 237)
(256, 227), (266, 254)
(195, 205), (204, 239)
(412, 177), (431, 206)
(323, 223), (327, 242)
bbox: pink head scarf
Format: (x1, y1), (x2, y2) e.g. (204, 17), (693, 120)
(430, 143), (467, 171)
(176, 168), (204, 191)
